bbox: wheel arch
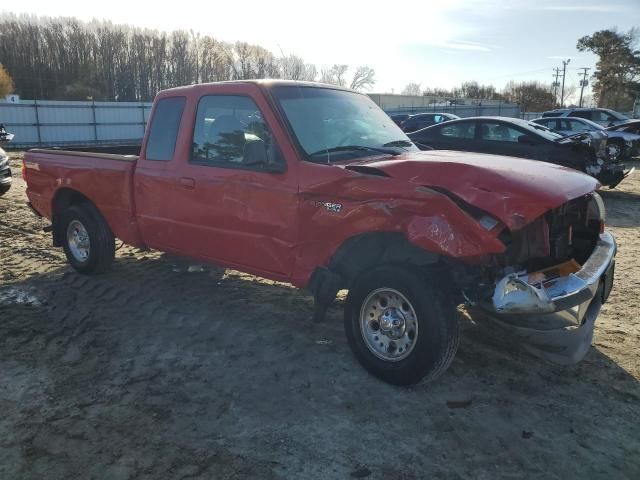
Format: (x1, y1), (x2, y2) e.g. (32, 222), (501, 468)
(51, 188), (102, 246)
(308, 231), (440, 306)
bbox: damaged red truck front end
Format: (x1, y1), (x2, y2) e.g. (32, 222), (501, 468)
(297, 149), (616, 369)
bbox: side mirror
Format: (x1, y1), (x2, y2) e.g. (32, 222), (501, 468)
(518, 134), (536, 145)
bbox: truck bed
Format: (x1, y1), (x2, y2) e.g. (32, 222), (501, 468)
(24, 148), (141, 245)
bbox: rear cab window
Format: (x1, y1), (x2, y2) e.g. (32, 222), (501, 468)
(145, 97), (186, 161)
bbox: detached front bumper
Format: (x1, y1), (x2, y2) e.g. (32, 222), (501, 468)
(483, 232), (616, 364)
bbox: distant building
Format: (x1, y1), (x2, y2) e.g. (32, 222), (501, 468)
(367, 93), (511, 111)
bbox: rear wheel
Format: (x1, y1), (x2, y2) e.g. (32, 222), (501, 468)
(60, 203), (115, 274)
(344, 265), (460, 385)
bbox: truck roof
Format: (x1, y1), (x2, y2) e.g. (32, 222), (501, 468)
(158, 79), (357, 96)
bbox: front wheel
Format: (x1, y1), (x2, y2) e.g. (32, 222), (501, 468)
(60, 203), (115, 274)
(607, 139), (625, 160)
(344, 265), (460, 385)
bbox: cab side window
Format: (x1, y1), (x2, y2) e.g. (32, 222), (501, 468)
(191, 95), (284, 170)
(439, 122), (475, 139)
(536, 119), (555, 129)
(145, 97), (186, 161)
(479, 122), (523, 142)
(593, 111), (617, 123)
(570, 110), (593, 120)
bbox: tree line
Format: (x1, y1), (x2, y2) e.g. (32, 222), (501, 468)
(0, 14), (376, 101)
(400, 80), (557, 112)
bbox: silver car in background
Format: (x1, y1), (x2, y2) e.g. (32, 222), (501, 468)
(532, 116), (640, 159)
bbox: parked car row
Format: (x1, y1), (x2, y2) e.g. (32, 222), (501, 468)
(406, 116), (632, 188)
(541, 107), (629, 127)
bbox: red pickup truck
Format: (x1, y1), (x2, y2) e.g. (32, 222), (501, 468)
(24, 80), (616, 385)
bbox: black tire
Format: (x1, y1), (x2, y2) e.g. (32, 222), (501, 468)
(344, 264), (459, 385)
(60, 203), (115, 274)
(0, 183), (10, 197)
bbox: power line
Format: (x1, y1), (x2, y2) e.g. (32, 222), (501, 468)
(484, 67), (552, 82)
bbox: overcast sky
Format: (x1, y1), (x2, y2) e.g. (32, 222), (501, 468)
(4, 0), (639, 96)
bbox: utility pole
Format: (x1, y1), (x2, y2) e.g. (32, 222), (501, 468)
(552, 68), (561, 106)
(578, 67), (591, 107)
(560, 59), (571, 107)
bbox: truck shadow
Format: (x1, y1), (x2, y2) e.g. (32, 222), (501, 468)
(1, 252), (638, 478)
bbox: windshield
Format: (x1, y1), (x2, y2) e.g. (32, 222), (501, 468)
(271, 86), (418, 162)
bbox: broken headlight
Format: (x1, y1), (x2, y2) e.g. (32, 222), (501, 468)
(587, 192), (606, 232)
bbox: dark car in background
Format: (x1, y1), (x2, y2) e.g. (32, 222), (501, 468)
(607, 119), (640, 135)
(541, 108), (629, 127)
(389, 114), (410, 127)
(400, 112), (459, 132)
(407, 116), (630, 188)
(532, 116), (640, 159)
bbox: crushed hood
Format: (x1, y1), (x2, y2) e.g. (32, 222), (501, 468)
(346, 150), (598, 230)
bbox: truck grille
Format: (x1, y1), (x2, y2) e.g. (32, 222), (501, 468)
(497, 194), (601, 270)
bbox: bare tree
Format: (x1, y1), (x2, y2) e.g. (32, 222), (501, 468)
(401, 82), (422, 96)
(0, 13), (375, 100)
(320, 64), (349, 86)
(350, 66), (375, 90)
(502, 81), (555, 112)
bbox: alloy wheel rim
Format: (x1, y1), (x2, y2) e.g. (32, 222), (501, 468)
(359, 288), (419, 362)
(67, 220), (90, 262)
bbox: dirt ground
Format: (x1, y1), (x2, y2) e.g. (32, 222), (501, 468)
(1, 151), (639, 480)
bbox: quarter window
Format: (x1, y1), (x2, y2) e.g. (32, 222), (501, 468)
(191, 95), (283, 169)
(145, 97), (185, 161)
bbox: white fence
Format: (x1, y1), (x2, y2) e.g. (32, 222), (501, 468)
(0, 99), (153, 148)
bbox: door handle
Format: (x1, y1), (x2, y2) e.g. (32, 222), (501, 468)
(179, 177), (196, 189)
